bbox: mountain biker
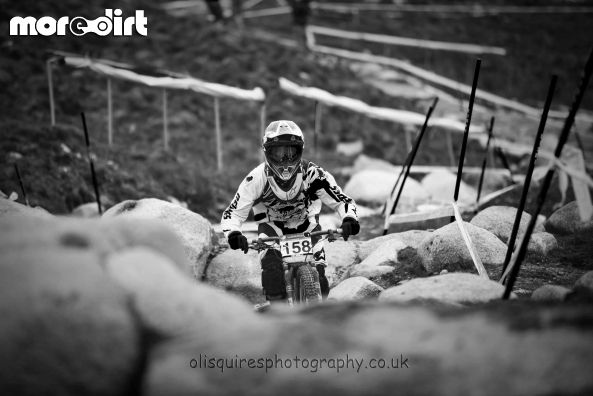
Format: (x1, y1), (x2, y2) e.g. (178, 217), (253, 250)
(221, 120), (360, 303)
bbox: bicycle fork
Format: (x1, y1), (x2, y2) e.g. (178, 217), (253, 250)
(284, 264), (294, 307)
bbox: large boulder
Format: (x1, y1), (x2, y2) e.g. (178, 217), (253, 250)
(348, 237), (425, 286)
(531, 285), (571, 302)
(469, 207), (557, 257)
(421, 169), (477, 204)
(103, 198), (214, 278)
(470, 205), (531, 243)
(358, 230), (430, 260)
(105, 247), (260, 338)
(0, 223), (140, 396)
(527, 232), (558, 257)
(206, 249), (264, 304)
(379, 273), (509, 304)
(351, 154), (397, 174)
(324, 240), (360, 286)
(0, 197), (52, 219)
(545, 201), (593, 235)
(71, 202), (101, 218)
(574, 271), (593, 294)
(416, 221), (507, 274)
(344, 169), (429, 206)
(328, 277), (383, 301)
(144, 300), (593, 396)
(0, 216), (190, 275)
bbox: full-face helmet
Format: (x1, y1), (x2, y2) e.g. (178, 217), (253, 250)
(262, 120), (305, 183)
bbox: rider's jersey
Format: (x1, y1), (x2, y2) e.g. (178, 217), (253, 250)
(221, 160), (358, 238)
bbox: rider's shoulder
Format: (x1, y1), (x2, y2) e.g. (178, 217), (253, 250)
(241, 163), (267, 185)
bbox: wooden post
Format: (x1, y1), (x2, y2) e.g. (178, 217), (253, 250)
(404, 127), (412, 153)
(47, 59), (56, 127)
(107, 78), (113, 146)
(476, 116), (495, 203)
(445, 131), (456, 166)
(214, 97), (222, 171)
(260, 102), (266, 162)
(162, 89), (169, 151)
(314, 101), (323, 155)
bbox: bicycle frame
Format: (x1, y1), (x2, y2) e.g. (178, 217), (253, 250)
(250, 228), (342, 307)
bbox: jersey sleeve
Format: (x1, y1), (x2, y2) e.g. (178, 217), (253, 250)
(306, 164), (358, 221)
(220, 166), (265, 238)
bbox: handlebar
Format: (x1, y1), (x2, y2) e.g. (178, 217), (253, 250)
(249, 228), (343, 249)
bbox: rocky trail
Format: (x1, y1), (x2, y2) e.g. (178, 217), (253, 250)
(2, 186), (593, 395)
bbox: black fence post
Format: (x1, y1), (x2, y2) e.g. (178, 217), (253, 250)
(500, 75), (557, 281)
(383, 97), (439, 235)
(81, 112), (103, 215)
(452, 58), (481, 222)
(503, 48), (593, 299)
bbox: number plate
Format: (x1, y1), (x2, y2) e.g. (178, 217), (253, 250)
(280, 236), (313, 257)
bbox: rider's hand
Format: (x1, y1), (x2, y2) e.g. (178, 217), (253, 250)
(228, 231), (249, 254)
(340, 217), (360, 241)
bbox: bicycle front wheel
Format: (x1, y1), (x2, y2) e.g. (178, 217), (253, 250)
(296, 265), (322, 304)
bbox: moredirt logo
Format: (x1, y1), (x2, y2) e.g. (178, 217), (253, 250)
(10, 9), (148, 37)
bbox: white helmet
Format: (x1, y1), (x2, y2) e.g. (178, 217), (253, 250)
(262, 120), (305, 182)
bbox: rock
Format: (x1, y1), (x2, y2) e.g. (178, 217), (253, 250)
(0, 197), (52, 219)
(421, 169), (477, 204)
(328, 277), (383, 301)
(144, 300), (593, 396)
(534, 214), (547, 233)
(324, 240), (360, 286)
(206, 249), (264, 304)
(351, 154), (397, 174)
(574, 271), (593, 293)
(71, 202), (101, 218)
(545, 201), (593, 235)
(103, 198), (214, 278)
(0, 236), (140, 396)
(358, 230), (430, 260)
(417, 222), (507, 274)
(379, 273), (510, 304)
(470, 205), (532, 243)
(531, 285), (571, 301)
(336, 139), (363, 156)
(527, 232), (558, 257)
(0, 216), (190, 275)
(349, 264), (394, 279)
(344, 169), (429, 205)
(105, 247), (260, 338)
(357, 238), (407, 268)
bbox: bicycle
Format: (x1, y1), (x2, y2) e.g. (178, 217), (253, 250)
(249, 228), (343, 311)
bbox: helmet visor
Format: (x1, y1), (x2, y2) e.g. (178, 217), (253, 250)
(267, 145), (300, 164)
